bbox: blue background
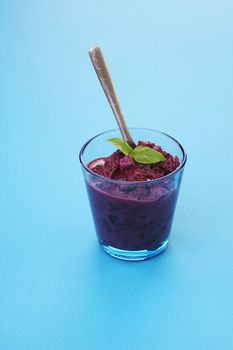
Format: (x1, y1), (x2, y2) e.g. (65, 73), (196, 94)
(1, 1), (233, 349)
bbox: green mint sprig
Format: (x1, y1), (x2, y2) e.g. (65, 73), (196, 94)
(107, 138), (166, 164)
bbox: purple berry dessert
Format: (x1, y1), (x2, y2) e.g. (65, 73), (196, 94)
(83, 139), (184, 256)
(81, 48), (186, 260)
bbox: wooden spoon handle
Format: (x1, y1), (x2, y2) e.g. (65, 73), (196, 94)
(88, 47), (136, 147)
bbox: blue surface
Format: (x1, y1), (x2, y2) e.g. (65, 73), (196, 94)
(1, 1), (233, 349)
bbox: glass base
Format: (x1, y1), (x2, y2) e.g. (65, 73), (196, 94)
(101, 239), (169, 261)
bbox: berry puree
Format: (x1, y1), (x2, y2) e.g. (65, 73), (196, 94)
(89, 141), (180, 181)
(85, 141), (181, 251)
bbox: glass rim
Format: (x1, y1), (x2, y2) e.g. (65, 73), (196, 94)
(79, 127), (187, 185)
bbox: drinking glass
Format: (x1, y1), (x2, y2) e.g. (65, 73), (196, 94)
(79, 128), (187, 261)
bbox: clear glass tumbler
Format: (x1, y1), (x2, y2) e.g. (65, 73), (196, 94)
(79, 128), (187, 261)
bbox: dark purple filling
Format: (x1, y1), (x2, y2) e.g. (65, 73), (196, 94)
(85, 141), (181, 251)
(88, 140), (180, 182)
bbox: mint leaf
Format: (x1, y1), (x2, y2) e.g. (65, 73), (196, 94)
(107, 138), (133, 156)
(132, 146), (166, 164)
(107, 138), (166, 164)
